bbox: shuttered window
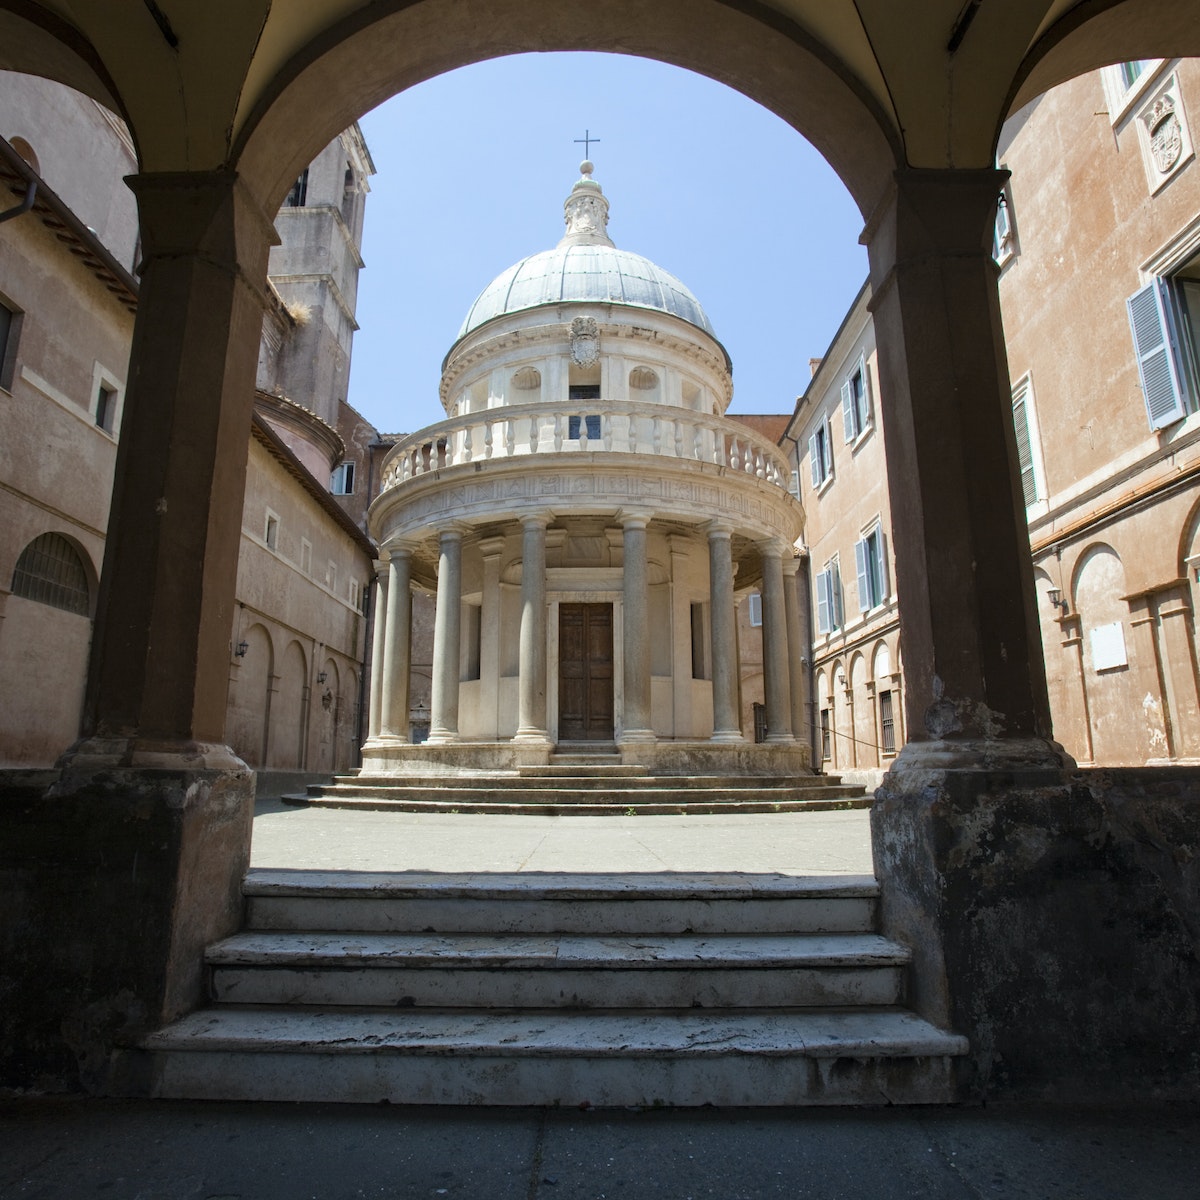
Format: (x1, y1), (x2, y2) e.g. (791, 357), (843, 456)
(815, 560), (842, 635)
(841, 358), (871, 442)
(808, 418), (833, 487)
(1127, 279), (1189, 430)
(854, 526), (888, 613)
(1011, 382), (1039, 505)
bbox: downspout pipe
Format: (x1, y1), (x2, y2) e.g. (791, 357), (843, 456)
(0, 179), (36, 224)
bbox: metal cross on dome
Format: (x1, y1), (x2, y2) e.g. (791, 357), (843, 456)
(574, 130), (601, 158)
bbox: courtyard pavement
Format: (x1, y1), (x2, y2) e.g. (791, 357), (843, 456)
(6, 805), (1198, 1198)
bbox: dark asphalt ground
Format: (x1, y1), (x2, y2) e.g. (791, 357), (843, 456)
(2, 1097), (1198, 1199)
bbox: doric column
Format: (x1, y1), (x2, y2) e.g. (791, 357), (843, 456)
(515, 512), (551, 743)
(620, 510), (656, 743)
(428, 528), (463, 743)
(380, 546), (412, 740)
(865, 167), (1067, 769)
(706, 521), (743, 741)
(760, 538), (795, 744)
(479, 536), (505, 739)
(782, 554), (808, 745)
(366, 560), (388, 741)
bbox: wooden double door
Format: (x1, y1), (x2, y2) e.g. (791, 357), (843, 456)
(558, 603), (614, 741)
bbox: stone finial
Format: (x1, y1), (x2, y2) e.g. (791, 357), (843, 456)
(559, 162), (614, 249)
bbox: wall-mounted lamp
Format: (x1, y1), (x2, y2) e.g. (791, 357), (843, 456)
(317, 671), (328, 684)
(1047, 588), (1070, 616)
(234, 640), (249, 658)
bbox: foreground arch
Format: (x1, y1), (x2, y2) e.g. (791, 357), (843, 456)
(2, 0), (1200, 1100)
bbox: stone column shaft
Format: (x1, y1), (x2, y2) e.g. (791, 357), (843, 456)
(380, 549), (412, 740)
(429, 530), (463, 743)
(782, 556), (808, 744)
(621, 513), (655, 742)
(760, 541), (794, 743)
(707, 524), (743, 741)
(367, 565), (388, 741)
(516, 515), (550, 742)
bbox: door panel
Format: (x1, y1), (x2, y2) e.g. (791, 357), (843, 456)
(558, 603), (614, 740)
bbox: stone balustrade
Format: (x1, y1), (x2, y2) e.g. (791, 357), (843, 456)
(380, 401), (793, 494)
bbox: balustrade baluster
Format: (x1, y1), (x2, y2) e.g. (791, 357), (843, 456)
(484, 419), (494, 459)
(505, 418), (515, 457)
(730, 437), (740, 472)
(673, 420), (683, 457)
(463, 424), (473, 462)
(652, 417), (662, 454)
(578, 413), (589, 451)
(554, 412), (564, 452)
(603, 413), (613, 451)
(529, 414), (539, 453)
(692, 424), (702, 461)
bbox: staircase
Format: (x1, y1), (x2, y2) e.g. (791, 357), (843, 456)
(287, 752), (869, 816)
(114, 869), (967, 1106)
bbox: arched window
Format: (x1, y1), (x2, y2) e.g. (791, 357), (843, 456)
(11, 533), (90, 615)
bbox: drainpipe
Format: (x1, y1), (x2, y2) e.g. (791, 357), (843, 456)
(0, 179), (36, 224)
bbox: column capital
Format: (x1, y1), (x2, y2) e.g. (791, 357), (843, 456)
(520, 509), (555, 530)
(781, 554), (802, 577)
(758, 536), (791, 559)
(382, 541), (415, 563)
(617, 508), (655, 531)
(704, 519), (735, 540)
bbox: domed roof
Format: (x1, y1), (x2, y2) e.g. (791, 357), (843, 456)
(451, 162), (721, 351)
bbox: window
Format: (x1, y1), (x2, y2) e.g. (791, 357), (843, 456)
(330, 461), (355, 495)
(12, 533), (90, 615)
(753, 702), (767, 744)
(264, 512), (279, 551)
(95, 382), (116, 432)
(808, 417), (833, 488)
(568, 414), (601, 441)
(747, 592), (763, 627)
(0, 296), (22, 391)
(326, 561), (337, 591)
(1126, 276), (1200, 430)
(463, 602), (482, 681)
(815, 559), (843, 635)
(285, 169), (308, 208)
(349, 578), (360, 611)
(1120, 60), (1154, 90)
(879, 690), (896, 755)
(855, 526), (888, 613)
(300, 538), (312, 575)
(1011, 378), (1041, 505)
(690, 602), (710, 680)
(841, 358), (871, 442)
(993, 189), (1015, 265)
(1102, 60), (1162, 119)
(820, 708), (832, 761)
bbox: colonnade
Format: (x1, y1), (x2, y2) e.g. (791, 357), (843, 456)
(365, 515), (806, 747)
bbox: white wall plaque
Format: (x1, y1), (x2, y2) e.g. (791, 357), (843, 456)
(1090, 621), (1129, 672)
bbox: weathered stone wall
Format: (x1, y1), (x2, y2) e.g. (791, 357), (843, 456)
(0, 766), (253, 1092)
(872, 766), (1200, 1101)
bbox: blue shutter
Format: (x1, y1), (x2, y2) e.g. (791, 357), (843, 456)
(841, 378), (856, 441)
(873, 530), (888, 603)
(1011, 391), (1038, 505)
(815, 569), (831, 635)
(830, 560), (843, 629)
(809, 432), (821, 487)
(857, 358), (872, 430)
(855, 537), (870, 612)
(1127, 280), (1188, 430)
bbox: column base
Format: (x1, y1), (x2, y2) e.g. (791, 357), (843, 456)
(763, 733), (796, 745)
(424, 730), (461, 746)
(512, 729), (553, 745)
(709, 729), (747, 744)
(871, 743), (1200, 1103)
(618, 729), (657, 745)
(2, 750), (254, 1093)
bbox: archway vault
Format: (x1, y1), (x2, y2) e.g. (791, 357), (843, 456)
(5, 0), (1200, 221)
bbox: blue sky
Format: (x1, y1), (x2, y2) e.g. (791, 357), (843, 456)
(347, 53), (868, 434)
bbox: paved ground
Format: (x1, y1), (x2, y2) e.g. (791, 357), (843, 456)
(2, 1096), (1199, 1199)
(9, 808), (1196, 1198)
(250, 800), (875, 876)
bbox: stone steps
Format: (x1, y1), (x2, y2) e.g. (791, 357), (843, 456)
(116, 870), (968, 1106)
(289, 770), (868, 815)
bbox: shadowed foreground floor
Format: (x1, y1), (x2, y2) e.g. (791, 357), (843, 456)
(2, 1097), (1199, 1199)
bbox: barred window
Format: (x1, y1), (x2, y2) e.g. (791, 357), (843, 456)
(12, 533), (90, 615)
